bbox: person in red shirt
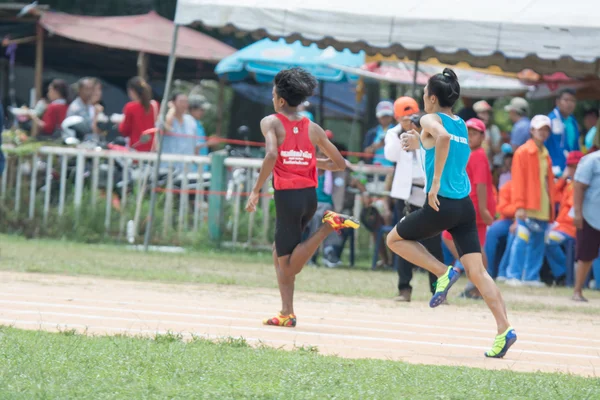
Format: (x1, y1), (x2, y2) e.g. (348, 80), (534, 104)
(245, 68), (359, 328)
(442, 118), (496, 298)
(31, 79), (69, 136)
(119, 77), (158, 152)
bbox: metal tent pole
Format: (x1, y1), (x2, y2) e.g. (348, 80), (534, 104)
(143, 24), (181, 251)
(411, 51), (422, 98)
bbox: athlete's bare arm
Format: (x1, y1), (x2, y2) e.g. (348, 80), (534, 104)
(420, 114), (451, 211)
(246, 116), (279, 212)
(310, 122), (346, 172)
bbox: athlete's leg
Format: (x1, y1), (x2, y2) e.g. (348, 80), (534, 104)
(278, 223), (335, 277)
(272, 244), (296, 316)
(387, 229), (448, 277)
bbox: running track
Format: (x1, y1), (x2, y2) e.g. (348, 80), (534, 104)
(0, 272), (598, 377)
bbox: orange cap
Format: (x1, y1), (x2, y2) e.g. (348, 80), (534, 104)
(394, 97), (420, 118)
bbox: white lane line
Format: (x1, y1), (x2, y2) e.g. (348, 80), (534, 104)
(2, 319), (596, 375)
(0, 291), (594, 336)
(2, 309), (598, 353)
(0, 297), (597, 345)
(0, 314), (598, 362)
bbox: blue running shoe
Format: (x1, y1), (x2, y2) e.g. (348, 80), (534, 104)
(430, 266), (461, 308)
(485, 328), (517, 358)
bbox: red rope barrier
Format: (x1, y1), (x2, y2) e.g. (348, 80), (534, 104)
(140, 127), (378, 159)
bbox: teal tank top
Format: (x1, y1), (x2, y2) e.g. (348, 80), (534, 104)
(422, 113), (471, 199)
(316, 173), (333, 204)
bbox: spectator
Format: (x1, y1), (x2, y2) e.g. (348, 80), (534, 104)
(30, 79), (69, 136)
(188, 95), (210, 157)
(163, 92), (197, 169)
(384, 98), (439, 302)
(457, 97), (477, 121)
(572, 149), (600, 301)
(66, 78), (96, 138)
(363, 101), (395, 166)
(583, 108), (598, 151)
(546, 89), (580, 174)
(442, 118), (496, 299)
(297, 101), (315, 122)
(487, 182), (516, 282)
(506, 115), (556, 287)
(505, 97), (531, 149)
(119, 77), (158, 152)
(473, 100), (502, 166)
(545, 151), (584, 286)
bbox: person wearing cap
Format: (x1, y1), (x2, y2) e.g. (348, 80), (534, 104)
(572, 148), (600, 301)
(546, 89), (580, 175)
(363, 101), (395, 166)
(505, 97), (531, 149)
(544, 151), (584, 286)
(384, 97), (440, 302)
(474, 100), (502, 166)
(506, 115), (556, 287)
(441, 118), (497, 298)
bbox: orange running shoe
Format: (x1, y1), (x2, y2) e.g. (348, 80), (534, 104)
(322, 210), (360, 231)
(263, 313), (297, 327)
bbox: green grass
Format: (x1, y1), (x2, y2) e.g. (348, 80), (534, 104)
(0, 327), (598, 400)
(1, 234), (599, 315)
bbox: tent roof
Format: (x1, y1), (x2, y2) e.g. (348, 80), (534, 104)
(40, 11), (236, 62)
(174, 0), (600, 76)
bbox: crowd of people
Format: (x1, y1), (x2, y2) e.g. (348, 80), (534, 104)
(3, 76), (213, 162)
(362, 89), (600, 302)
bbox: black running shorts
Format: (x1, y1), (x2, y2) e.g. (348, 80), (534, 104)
(395, 195), (481, 258)
(274, 187), (318, 257)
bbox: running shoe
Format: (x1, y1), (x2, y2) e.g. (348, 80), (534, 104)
(485, 327), (517, 358)
(263, 313), (297, 327)
(430, 266), (461, 308)
(322, 211), (360, 231)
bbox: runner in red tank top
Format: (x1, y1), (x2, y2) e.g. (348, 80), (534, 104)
(245, 68), (360, 327)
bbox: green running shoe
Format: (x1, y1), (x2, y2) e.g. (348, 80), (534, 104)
(485, 327), (517, 358)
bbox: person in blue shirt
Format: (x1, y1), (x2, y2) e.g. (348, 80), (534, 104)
(505, 97), (531, 149)
(386, 68), (515, 359)
(189, 96), (211, 172)
(363, 101), (395, 166)
(546, 89), (580, 175)
(583, 108), (598, 151)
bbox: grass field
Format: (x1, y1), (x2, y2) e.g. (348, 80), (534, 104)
(1, 234), (598, 315)
(1, 327), (598, 400)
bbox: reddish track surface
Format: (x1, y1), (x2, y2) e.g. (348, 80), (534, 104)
(0, 272), (598, 377)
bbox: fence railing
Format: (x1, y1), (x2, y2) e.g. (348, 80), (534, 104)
(1, 145), (393, 250)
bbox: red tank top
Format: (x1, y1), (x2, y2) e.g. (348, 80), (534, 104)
(272, 113), (318, 191)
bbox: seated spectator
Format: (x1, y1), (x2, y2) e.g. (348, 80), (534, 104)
(583, 108), (598, 152)
(29, 79), (69, 136)
(506, 115), (556, 287)
(545, 151), (584, 286)
(485, 160), (516, 281)
(473, 100), (502, 167)
(505, 97), (531, 149)
(572, 149), (600, 301)
(546, 89), (579, 175)
(363, 101), (395, 166)
(66, 77), (96, 139)
(385, 98), (439, 302)
(163, 92), (197, 170)
(442, 118), (496, 299)
(119, 77), (158, 152)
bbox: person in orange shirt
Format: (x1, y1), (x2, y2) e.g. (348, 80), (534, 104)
(506, 115), (556, 287)
(544, 151), (584, 283)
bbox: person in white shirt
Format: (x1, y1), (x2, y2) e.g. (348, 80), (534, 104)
(384, 97), (442, 302)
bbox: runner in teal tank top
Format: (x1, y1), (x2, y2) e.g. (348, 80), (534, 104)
(386, 68), (516, 359)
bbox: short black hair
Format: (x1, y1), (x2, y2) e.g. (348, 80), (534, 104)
(170, 91), (186, 102)
(427, 68), (460, 108)
(584, 108), (599, 119)
(274, 67), (318, 107)
(556, 88), (576, 101)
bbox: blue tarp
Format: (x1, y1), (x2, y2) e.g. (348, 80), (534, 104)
(216, 38), (364, 83)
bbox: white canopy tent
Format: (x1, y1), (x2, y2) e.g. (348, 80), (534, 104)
(175, 0), (600, 76)
(144, 0), (600, 249)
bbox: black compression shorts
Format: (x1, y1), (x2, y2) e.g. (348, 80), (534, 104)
(274, 187), (318, 257)
(395, 195), (481, 258)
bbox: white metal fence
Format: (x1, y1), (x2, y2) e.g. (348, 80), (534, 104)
(1, 145), (393, 249)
